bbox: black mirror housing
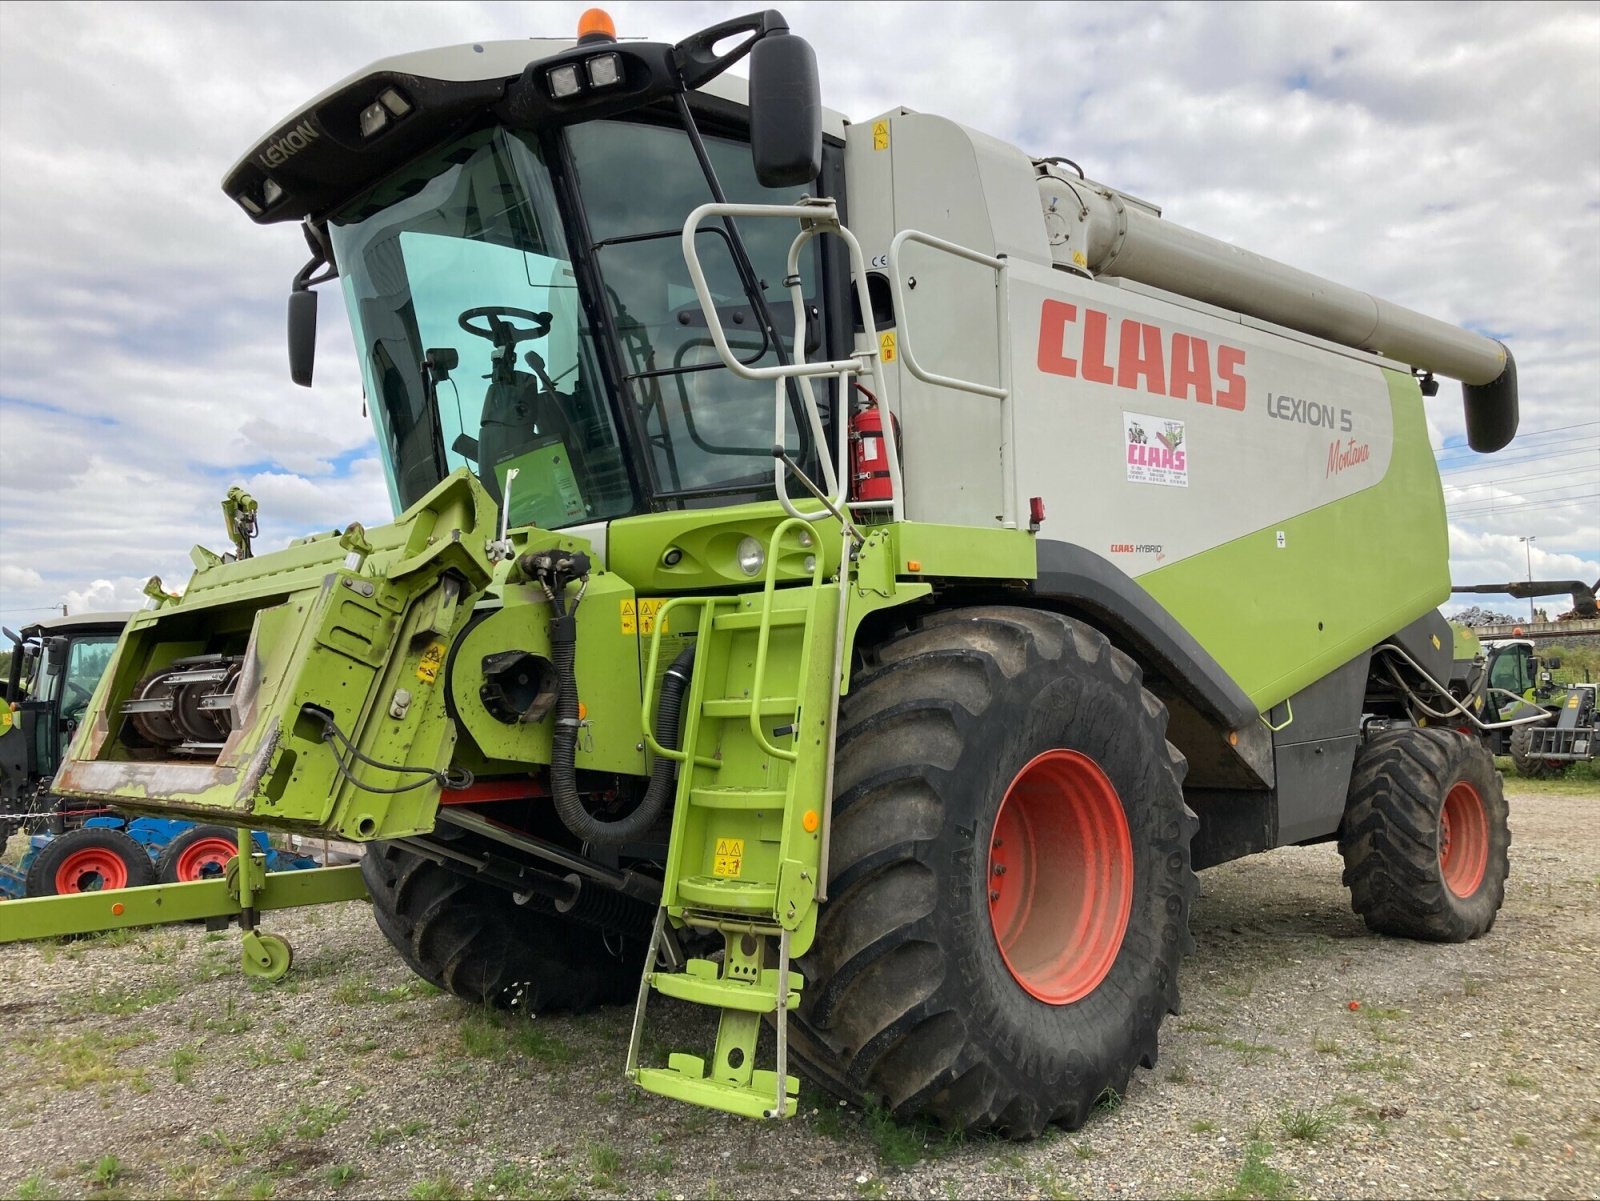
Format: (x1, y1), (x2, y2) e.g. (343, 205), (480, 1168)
(748, 29), (821, 189)
(288, 289), (318, 387)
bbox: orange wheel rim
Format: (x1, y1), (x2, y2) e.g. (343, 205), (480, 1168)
(175, 837), (238, 882)
(53, 847), (130, 893)
(1439, 781), (1489, 898)
(987, 750), (1133, 1005)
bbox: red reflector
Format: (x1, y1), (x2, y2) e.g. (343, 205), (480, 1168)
(1029, 496), (1046, 526)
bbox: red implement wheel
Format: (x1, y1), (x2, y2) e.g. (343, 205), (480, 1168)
(1340, 727), (1509, 942)
(988, 750), (1132, 1005)
(24, 827), (156, 897)
(156, 825), (243, 884)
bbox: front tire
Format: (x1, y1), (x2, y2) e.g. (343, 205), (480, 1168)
(1339, 728), (1510, 942)
(361, 841), (637, 1013)
(1508, 722), (1561, 778)
(790, 606), (1195, 1138)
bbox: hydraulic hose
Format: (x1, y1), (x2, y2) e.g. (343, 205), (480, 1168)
(549, 623), (695, 846)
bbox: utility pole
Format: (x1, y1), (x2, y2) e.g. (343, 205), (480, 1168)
(1519, 535), (1536, 625)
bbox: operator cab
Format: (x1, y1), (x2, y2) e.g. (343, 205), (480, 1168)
(236, 12), (848, 529)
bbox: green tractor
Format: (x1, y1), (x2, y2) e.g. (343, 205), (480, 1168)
(1451, 580), (1600, 776)
(44, 8), (1525, 1136)
(1, 612), (129, 857)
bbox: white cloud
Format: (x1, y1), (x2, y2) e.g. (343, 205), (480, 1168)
(0, 0), (1595, 624)
(64, 578), (153, 615)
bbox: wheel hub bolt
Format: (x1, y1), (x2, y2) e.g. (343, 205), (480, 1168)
(992, 864), (1006, 876)
(989, 889), (1000, 901)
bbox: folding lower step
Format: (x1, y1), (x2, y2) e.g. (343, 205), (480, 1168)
(629, 916), (801, 1120)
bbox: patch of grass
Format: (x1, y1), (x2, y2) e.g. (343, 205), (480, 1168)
(170, 1045), (201, 1084)
(1073, 1140), (1098, 1160)
(1312, 1033), (1341, 1055)
(587, 1141), (622, 1187)
(331, 976), (374, 1005)
(69, 980), (180, 1016)
(855, 1178), (887, 1200)
(294, 1101), (348, 1139)
(326, 1163), (359, 1189)
(285, 1038), (307, 1062)
(14, 1174), (55, 1201)
(512, 1023), (573, 1064)
(865, 1102), (931, 1168)
(1095, 1086), (1122, 1114)
(202, 996), (252, 1035)
(17, 1029), (154, 1093)
(1279, 1106), (1339, 1142)
(1511, 1132), (1531, 1148)
(1462, 976), (1484, 998)
(244, 1175), (275, 1201)
(1190, 1118), (1218, 1134)
(1346, 1053), (1410, 1081)
(457, 1011), (511, 1060)
(1217, 1140), (1298, 1201)
(1178, 1018), (1224, 1034)
(1205, 1035), (1283, 1063)
(1504, 1070), (1537, 1089)
(409, 1177), (464, 1201)
(85, 1155), (124, 1189)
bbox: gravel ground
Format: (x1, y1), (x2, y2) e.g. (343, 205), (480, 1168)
(1, 780), (1596, 1201)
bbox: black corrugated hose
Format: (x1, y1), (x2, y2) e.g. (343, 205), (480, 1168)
(534, 547), (695, 845)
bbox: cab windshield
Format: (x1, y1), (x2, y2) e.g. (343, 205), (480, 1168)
(331, 117), (821, 527)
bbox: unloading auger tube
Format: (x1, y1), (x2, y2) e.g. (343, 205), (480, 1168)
(1039, 166), (1518, 451)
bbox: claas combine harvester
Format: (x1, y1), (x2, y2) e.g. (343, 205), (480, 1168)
(25, 7), (1530, 1136)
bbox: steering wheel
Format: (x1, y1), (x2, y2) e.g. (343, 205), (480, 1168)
(458, 307), (553, 345)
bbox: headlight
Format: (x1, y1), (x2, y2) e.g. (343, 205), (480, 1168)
(736, 536), (765, 577)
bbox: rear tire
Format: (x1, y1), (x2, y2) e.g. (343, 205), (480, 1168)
(25, 827), (156, 896)
(361, 841), (637, 1012)
(790, 606), (1195, 1139)
(1339, 727), (1509, 942)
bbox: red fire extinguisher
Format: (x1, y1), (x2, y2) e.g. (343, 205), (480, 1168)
(850, 387), (900, 503)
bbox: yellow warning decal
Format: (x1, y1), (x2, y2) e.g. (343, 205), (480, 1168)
(621, 597), (669, 636)
(0, 708), (12, 735)
(416, 642), (447, 684)
(712, 837), (745, 878)
(1570, 693), (1581, 707)
(872, 120), (889, 151)
(879, 331), (896, 363)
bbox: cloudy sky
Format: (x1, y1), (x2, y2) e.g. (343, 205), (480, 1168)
(1, 0), (1596, 626)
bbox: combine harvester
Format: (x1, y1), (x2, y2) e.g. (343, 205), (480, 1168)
(12, 7), (1532, 1134)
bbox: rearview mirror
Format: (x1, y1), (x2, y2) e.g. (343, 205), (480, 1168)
(45, 637), (68, 675)
(288, 290), (318, 387)
(748, 28), (821, 188)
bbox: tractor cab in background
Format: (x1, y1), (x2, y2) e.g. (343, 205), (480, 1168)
(1, 612), (130, 849)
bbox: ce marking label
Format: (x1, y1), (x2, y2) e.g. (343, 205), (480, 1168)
(870, 253), (889, 269)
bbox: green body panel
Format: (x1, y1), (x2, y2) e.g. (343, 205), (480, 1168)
(1452, 625), (1482, 662)
(448, 531), (646, 776)
(604, 501), (844, 595)
(0, 865), (367, 942)
(53, 472), (497, 840)
(1138, 371), (1447, 712)
(894, 522), (1037, 582)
